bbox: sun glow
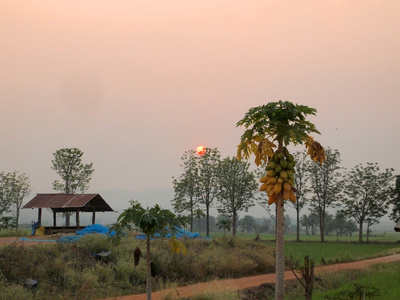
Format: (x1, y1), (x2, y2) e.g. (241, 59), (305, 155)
(196, 146), (206, 156)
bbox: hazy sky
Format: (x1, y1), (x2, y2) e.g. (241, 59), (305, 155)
(1, 1), (400, 206)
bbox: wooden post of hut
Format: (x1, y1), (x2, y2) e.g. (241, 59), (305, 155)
(76, 209), (80, 227)
(53, 210), (57, 227)
(38, 208), (42, 227)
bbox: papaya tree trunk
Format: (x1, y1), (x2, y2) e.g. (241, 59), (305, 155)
(275, 193), (285, 300)
(146, 236), (152, 300)
(296, 203), (300, 242)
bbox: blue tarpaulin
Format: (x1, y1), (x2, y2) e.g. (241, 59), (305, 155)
(18, 237), (56, 242)
(135, 227), (200, 240)
(76, 224), (116, 237)
(56, 224), (116, 243)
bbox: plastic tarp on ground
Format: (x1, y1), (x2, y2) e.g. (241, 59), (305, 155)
(57, 224), (115, 243)
(76, 224), (116, 237)
(135, 227), (200, 240)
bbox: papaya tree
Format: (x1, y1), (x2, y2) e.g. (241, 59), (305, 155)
(236, 101), (325, 300)
(110, 201), (186, 300)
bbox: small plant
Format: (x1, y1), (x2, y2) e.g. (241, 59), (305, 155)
(323, 283), (380, 300)
(109, 201), (187, 300)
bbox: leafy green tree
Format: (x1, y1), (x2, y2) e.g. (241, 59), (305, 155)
(290, 151), (311, 241)
(216, 218), (231, 237)
(340, 162), (394, 243)
(52, 148), (94, 194)
(0, 216), (16, 229)
(172, 150), (199, 231)
(0, 171), (31, 230)
(110, 201), (186, 300)
(300, 212), (319, 236)
(196, 148), (221, 236)
(307, 148), (342, 242)
(216, 157), (257, 237)
(284, 214), (292, 233)
(236, 101), (325, 300)
(52, 148), (94, 226)
(193, 208), (205, 236)
(389, 175), (400, 222)
(326, 212), (346, 242)
(238, 215), (257, 233)
(344, 219), (358, 237)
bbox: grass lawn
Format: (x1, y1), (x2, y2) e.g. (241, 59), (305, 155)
(308, 262), (400, 300)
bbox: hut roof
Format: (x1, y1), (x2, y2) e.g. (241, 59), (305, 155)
(22, 193), (114, 213)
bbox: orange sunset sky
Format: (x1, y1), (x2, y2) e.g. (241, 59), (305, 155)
(1, 1), (400, 216)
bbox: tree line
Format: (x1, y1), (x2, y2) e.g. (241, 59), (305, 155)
(172, 147), (399, 243)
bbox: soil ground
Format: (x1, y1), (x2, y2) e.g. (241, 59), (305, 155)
(108, 254), (400, 300)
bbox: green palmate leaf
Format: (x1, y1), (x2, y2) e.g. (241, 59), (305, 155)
(237, 101), (322, 163)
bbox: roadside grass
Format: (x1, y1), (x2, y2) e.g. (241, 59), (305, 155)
(288, 261), (400, 300)
(243, 262), (400, 300)
(0, 228), (30, 237)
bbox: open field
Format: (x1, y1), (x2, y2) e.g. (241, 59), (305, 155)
(1, 233), (400, 299)
(212, 232), (400, 243)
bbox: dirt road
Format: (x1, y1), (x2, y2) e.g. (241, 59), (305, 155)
(109, 254), (400, 300)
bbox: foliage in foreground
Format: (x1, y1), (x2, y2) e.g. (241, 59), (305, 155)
(0, 235), (274, 299)
(0, 234), (399, 299)
(243, 262), (400, 300)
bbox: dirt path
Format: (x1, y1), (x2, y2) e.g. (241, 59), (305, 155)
(0, 236), (58, 246)
(108, 254), (400, 300)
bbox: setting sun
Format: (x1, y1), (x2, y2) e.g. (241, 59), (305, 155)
(196, 146), (206, 156)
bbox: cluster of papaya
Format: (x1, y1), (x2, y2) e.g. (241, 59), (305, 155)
(259, 147), (297, 205)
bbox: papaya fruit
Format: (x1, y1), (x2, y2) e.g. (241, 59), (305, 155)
(283, 182), (291, 191)
(283, 189), (290, 200)
(274, 182), (282, 194)
(260, 182), (268, 191)
(289, 190), (297, 203)
(279, 158), (288, 168)
(268, 194), (276, 205)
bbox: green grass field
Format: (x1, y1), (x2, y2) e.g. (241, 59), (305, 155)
(284, 262), (400, 300)
(214, 232), (400, 243)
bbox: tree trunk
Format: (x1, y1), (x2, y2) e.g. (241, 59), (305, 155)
(359, 221), (363, 243)
(15, 210), (20, 231)
(146, 237), (152, 300)
(232, 211), (237, 237)
(190, 199), (194, 232)
(296, 204), (300, 242)
(206, 205), (210, 237)
(303, 256), (314, 300)
(275, 193), (285, 300)
(320, 209), (325, 242)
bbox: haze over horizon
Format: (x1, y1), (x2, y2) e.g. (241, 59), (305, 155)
(1, 1), (399, 222)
